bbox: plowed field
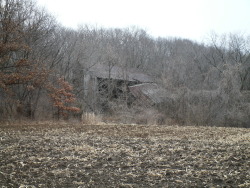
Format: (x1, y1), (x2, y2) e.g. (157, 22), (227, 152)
(0, 122), (249, 187)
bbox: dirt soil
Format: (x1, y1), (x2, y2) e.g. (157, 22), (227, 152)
(0, 122), (250, 188)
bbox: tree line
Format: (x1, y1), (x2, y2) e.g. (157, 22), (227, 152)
(0, 0), (249, 127)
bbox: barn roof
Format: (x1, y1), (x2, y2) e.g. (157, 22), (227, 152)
(129, 83), (166, 104)
(85, 63), (153, 83)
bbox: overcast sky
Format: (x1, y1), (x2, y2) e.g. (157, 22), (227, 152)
(36, 0), (250, 42)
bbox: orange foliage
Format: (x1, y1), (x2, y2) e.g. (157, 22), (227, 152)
(48, 77), (80, 119)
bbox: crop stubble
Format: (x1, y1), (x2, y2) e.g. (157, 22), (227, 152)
(0, 122), (249, 187)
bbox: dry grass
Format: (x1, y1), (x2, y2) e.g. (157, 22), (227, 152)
(81, 113), (103, 125)
(0, 122), (249, 187)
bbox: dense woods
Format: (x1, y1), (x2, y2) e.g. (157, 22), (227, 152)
(0, 0), (249, 127)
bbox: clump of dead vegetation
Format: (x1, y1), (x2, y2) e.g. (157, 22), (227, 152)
(0, 122), (249, 187)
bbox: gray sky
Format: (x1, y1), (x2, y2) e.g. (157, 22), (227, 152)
(36, 0), (250, 42)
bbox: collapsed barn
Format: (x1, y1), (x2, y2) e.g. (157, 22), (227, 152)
(82, 63), (166, 113)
